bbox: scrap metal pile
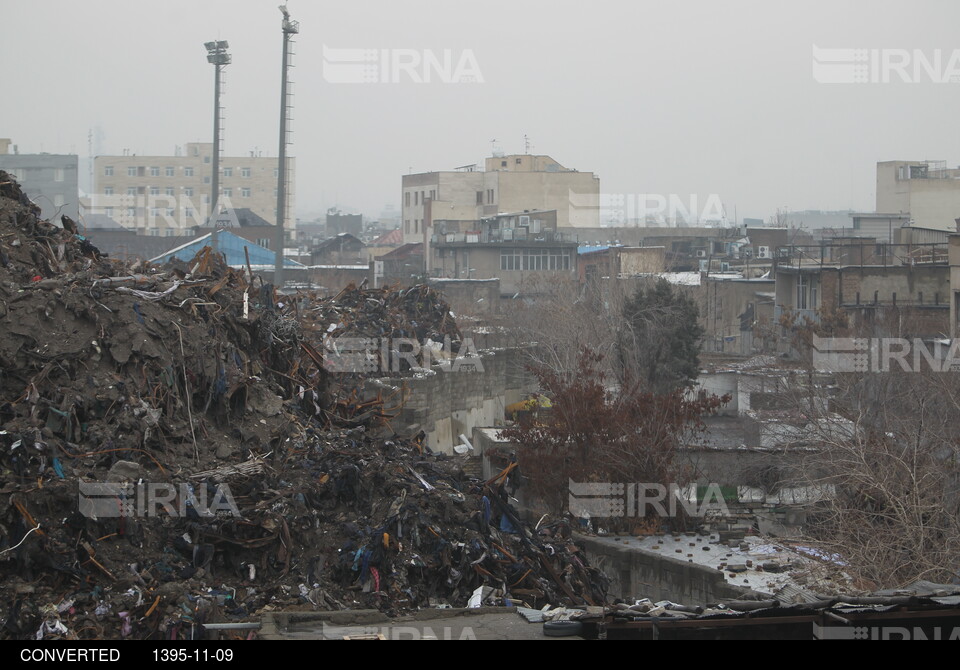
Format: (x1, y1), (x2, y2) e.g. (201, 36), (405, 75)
(0, 172), (606, 640)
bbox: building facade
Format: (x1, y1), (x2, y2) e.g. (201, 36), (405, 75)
(400, 153), (600, 255)
(875, 160), (960, 232)
(89, 142), (293, 236)
(0, 139), (79, 222)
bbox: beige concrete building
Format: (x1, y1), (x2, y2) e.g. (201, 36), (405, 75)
(401, 153), (600, 260)
(875, 160), (960, 232)
(431, 210), (579, 295)
(89, 142), (293, 236)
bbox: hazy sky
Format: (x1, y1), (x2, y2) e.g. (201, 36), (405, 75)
(4, 0), (960, 222)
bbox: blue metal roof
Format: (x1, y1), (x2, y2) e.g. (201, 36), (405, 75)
(578, 245), (609, 255)
(149, 231), (304, 267)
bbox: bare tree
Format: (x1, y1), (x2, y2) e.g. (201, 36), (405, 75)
(770, 310), (960, 588)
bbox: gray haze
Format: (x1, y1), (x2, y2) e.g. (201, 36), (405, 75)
(3, 0), (960, 221)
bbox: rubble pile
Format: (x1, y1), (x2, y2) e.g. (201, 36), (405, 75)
(306, 282), (461, 344)
(0, 172), (606, 640)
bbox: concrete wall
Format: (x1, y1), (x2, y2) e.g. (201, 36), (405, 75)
(699, 278), (776, 354)
(371, 347), (534, 454)
(307, 266), (370, 295)
(428, 278), (500, 316)
(620, 246), (666, 275)
(578, 535), (750, 604)
(0, 153), (79, 222)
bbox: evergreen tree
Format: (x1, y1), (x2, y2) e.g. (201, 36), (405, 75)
(619, 278), (704, 392)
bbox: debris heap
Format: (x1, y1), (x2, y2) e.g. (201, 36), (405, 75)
(0, 172), (606, 640)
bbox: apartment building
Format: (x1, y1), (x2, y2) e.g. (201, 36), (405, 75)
(89, 142), (293, 236)
(0, 138), (79, 222)
(400, 153), (600, 262)
(874, 160), (960, 232)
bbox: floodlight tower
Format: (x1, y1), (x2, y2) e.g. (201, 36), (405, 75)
(205, 40), (231, 253)
(275, 4), (299, 288)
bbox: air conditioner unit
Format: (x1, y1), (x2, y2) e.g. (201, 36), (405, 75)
(696, 250), (707, 258)
(758, 246), (770, 259)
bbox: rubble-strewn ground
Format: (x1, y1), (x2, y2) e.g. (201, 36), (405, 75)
(0, 172), (607, 640)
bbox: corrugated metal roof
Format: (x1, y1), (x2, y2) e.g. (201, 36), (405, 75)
(149, 231), (304, 268)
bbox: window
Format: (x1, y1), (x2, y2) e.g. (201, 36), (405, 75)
(165, 187), (174, 196)
(223, 167), (232, 177)
(126, 187), (137, 196)
(273, 188), (278, 197)
(203, 176), (211, 184)
(502, 249), (570, 271)
(166, 208), (175, 216)
(183, 187), (193, 197)
(241, 188), (251, 197)
(185, 207), (195, 217)
(104, 166), (114, 176)
(127, 167), (137, 177)
(414, 191), (419, 205)
(150, 207), (160, 217)
(202, 195), (209, 204)
(501, 160), (507, 167)
(54, 168), (64, 182)
(405, 220), (410, 234)
(165, 167), (175, 177)
(150, 167), (159, 177)
(430, 189), (436, 199)
(487, 189), (494, 204)
(223, 188), (232, 197)
(150, 187), (160, 196)
(203, 156), (211, 164)
(516, 158), (522, 164)
(273, 168), (279, 178)
(405, 192), (411, 207)
(54, 194), (64, 207)
(104, 186), (114, 196)
(105, 207), (114, 217)
(476, 191), (483, 205)
(240, 167), (251, 178)
(126, 207), (136, 217)
(257, 238), (270, 249)
(184, 167), (194, 177)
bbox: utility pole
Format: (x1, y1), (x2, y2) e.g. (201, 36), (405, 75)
(275, 5), (299, 288)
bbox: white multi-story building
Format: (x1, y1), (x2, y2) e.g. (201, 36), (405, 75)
(89, 142), (294, 236)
